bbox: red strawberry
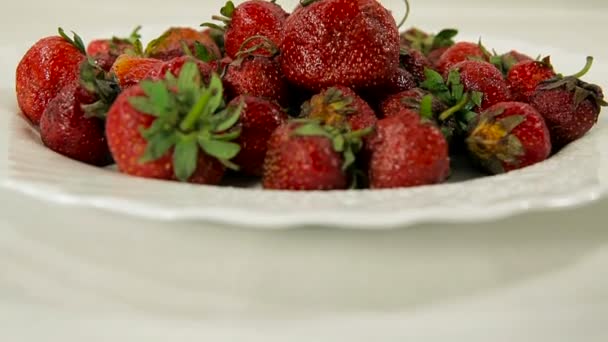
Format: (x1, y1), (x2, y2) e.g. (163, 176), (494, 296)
(368, 110), (450, 188)
(228, 95), (288, 176)
(507, 57), (556, 102)
(223, 54), (290, 107)
(300, 86), (377, 132)
(466, 101), (551, 174)
(362, 67), (417, 104)
(145, 27), (221, 61)
(40, 81), (113, 166)
(87, 26), (142, 72)
(205, 0), (288, 59)
(449, 60), (512, 111)
(111, 54), (163, 88)
(262, 120), (371, 190)
(379, 88), (446, 118)
(529, 57), (606, 149)
(428, 46), (449, 67)
(399, 47), (433, 84)
(16, 29), (86, 125)
(106, 62), (242, 183)
(436, 41), (488, 74)
(280, 0), (400, 91)
(146, 56), (215, 83)
(495, 50), (533, 74)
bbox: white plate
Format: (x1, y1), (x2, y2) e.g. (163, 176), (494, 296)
(2, 28), (607, 229)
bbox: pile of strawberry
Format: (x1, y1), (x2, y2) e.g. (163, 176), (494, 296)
(15, 0), (606, 190)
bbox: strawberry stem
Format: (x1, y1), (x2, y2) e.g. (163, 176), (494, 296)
(397, 0), (411, 29)
(571, 56), (594, 79)
(439, 93), (469, 121)
(180, 88), (211, 131)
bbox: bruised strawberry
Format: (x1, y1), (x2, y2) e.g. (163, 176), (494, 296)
(145, 27), (221, 61)
(379, 88), (447, 118)
(466, 102), (551, 174)
(530, 57), (607, 149)
(362, 67), (417, 104)
(507, 57), (556, 102)
(300, 86), (377, 132)
(436, 41), (488, 74)
(449, 60), (512, 111)
(228, 95), (288, 176)
(262, 120), (372, 190)
(428, 47), (449, 67)
(369, 110), (450, 188)
(111, 54), (162, 88)
(399, 47), (432, 84)
(204, 0), (288, 59)
(87, 26), (142, 72)
(281, 0), (400, 92)
(16, 29), (86, 125)
(106, 62), (242, 183)
(40, 81), (113, 166)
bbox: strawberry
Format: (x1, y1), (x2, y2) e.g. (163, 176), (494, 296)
(204, 0), (288, 59)
(399, 47), (433, 84)
(401, 27), (458, 57)
(507, 57), (556, 102)
(379, 88), (447, 118)
(280, 0), (400, 92)
(368, 110), (450, 189)
(40, 82), (113, 166)
(145, 27), (221, 62)
(362, 67), (417, 104)
(300, 86), (377, 132)
(529, 57), (607, 149)
(436, 41), (488, 74)
(492, 50), (533, 75)
(228, 95), (288, 176)
(428, 47), (449, 68)
(106, 62), (242, 183)
(111, 54), (163, 88)
(16, 29), (86, 125)
(448, 60), (512, 111)
(262, 120), (372, 190)
(146, 56), (215, 84)
(87, 26), (143, 72)
(466, 102), (551, 174)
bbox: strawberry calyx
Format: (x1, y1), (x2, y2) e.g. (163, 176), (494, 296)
(109, 25), (144, 56)
(539, 56), (608, 109)
(402, 28), (458, 56)
(181, 40), (217, 62)
(128, 61), (243, 181)
(466, 108), (525, 174)
(235, 35), (280, 59)
(300, 87), (357, 128)
(201, 1), (236, 32)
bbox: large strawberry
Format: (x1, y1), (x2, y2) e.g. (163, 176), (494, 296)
(507, 57), (556, 102)
(87, 26), (143, 72)
(16, 28), (86, 125)
(280, 0), (400, 92)
(368, 110), (450, 189)
(529, 57), (607, 149)
(448, 60), (512, 111)
(145, 27), (221, 61)
(466, 102), (551, 174)
(229, 95), (288, 176)
(204, 0), (288, 59)
(262, 120), (372, 190)
(106, 62), (242, 183)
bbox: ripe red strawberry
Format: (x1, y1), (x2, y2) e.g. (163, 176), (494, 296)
(205, 0), (288, 59)
(280, 0), (400, 91)
(223, 54), (290, 107)
(449, 60), (512, 111)
(368, 110), (450, 188)
(145, 27), (221, 61)
(529, 57), (607, 149)
(87, 26), (143, 72)
(428, 47), (449, 67)
(16, 29), (86, 125)
(40, 82), (113, 166)
(466, 101), (551, 174)
(300, 86), (377, 132)
(507, 57), (556, 102)
(106, 62), (242, 183)
(362, 67), (417, 103)
(436, 41), (488, 74)
(111, 54), (163, 88)
(146, 56), (215, 84)
(262, 120), (371, 190)
(494, 50), (533, 74)
(379, 88), (447, 118)
(228, 95), (288, 176)
(399, 47), (433, 84)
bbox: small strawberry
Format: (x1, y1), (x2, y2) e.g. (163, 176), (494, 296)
(145, 27), (221, 62)
(507, 57), (556, 102)
(399, 47), (433, 84)
(379, 88), (447, 118)
(146, 56), (215, 84)
(87, 26), (143, 71)
(262, 120), (372, 190)
(529, 57), (607, 149)
(492, 50), (533, 75)
(368, 110), (450, 189)
(111, 54), (163, 88)
(300, 86), (377, 132)
(16, 28), (86, 125)
(203, 0), (288, 59)
(228, 95), (288, 176)
(466, 102), (551, 174)
(448, 60), (512, 111)
(106, 62), (242, 183)
(436, 41), (488, 74)
(362, 67), (417, 104)
(280, 0), (400, 91)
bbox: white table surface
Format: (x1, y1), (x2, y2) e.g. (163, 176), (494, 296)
(1, 1), (607, 341)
